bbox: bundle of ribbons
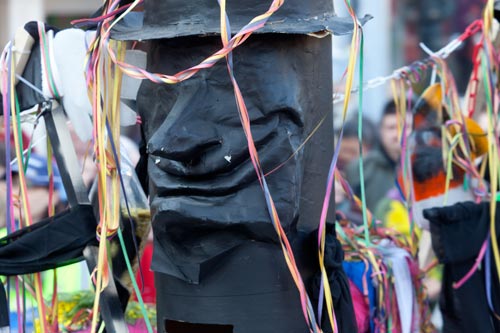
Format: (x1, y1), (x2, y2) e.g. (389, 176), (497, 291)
(334, 1), (500, 331)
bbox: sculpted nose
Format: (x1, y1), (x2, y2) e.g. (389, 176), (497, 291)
(148, 119), (221, 162)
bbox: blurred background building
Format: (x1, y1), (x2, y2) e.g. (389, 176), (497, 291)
(0, 0), (100, 47)
(332, 0), (484, 122)
(0, 0), (488, 121)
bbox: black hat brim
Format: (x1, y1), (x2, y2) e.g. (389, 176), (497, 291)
(110, 12), (372, 40)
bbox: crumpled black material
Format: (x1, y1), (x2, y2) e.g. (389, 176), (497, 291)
(311, 224), (357, 333)
(0, 204), (97, 275)
(423, 201), (500, 333)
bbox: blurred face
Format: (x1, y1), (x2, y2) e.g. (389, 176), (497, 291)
(338, 137), (369, 171)
(380, 114), (401, 162)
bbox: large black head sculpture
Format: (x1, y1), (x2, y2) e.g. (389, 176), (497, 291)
(113, 1), (366, 332)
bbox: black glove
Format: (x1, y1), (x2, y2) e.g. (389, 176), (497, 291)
(423, 201), (492, 264)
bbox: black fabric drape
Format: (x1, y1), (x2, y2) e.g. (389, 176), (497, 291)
(0, 204), (97, 275)
(311, 224), (358, 333)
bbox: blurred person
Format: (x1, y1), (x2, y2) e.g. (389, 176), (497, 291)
(374, 187), (419, 240)
(0, 140), (66, 232)
(0, 154), (91, 295)
(53, 121), (152, 303)
(374, 185), (443, 309)
(0, 151), (91, 327)
(337, 115), (378, 172)
(9, 154), (67, 220)
(345, 101), (410, 212)
(336, 115), (378, 225)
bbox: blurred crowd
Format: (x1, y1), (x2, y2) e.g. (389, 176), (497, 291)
(0, 119), (156, 323)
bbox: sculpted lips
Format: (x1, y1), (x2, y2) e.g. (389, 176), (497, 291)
(148, 115), (280, 176)
(149, 119), (299, 197)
